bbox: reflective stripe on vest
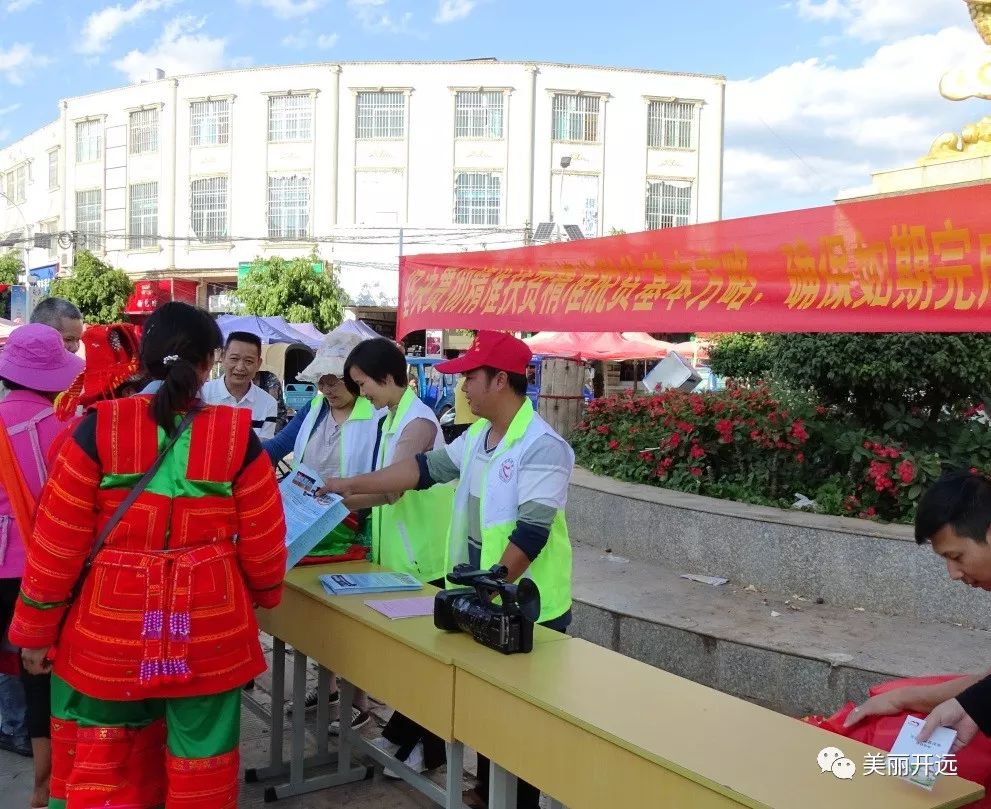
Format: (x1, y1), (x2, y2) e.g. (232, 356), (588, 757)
(446, 398), (573, 624)
(371, 387), (451, 583)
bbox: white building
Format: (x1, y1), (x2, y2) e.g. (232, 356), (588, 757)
(0, 59), (725, 309)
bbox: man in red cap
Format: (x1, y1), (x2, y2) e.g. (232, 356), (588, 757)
(323, 329), (574, 809)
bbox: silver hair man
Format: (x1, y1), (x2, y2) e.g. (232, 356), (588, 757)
(30, 297), (84, 354)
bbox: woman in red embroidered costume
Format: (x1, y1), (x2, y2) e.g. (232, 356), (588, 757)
(9, 303), (288, 809)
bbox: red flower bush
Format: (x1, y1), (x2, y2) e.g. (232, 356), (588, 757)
(572, 381), (942, 523)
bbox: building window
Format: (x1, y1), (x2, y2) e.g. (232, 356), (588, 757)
(553, 173), (600, 237)
(646, 181), (692, 229)
(648, 101), (695, 149)
(191, 99), (230, 146)
(552, 94), (600, 143)
(268, 95), (312, 142)
(267, 174), (310, 239)
(454, 171), (501, 225)
(356, 92), (405, 139)
(75, 189), (102, 249)
(48, 150), (58, 190)
(128, 182), (158, 249)
(129, 108), (159, 155)
(76, 120), (102, 163)
(190, 176), (229, 242)
(5, 164), (26, 204)
(455, 91), (504, 139)
(39, 220), (59, 260)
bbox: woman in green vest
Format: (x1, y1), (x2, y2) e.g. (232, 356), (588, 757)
(342, 337), (454, 777)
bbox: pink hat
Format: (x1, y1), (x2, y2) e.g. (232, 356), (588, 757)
(0, 323), (85, 393)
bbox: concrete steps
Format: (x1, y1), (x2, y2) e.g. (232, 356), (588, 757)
(569, 540), (991, 717)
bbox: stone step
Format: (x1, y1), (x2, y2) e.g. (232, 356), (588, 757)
(567, 468), (990, 629)
(569, 540), (991, 718)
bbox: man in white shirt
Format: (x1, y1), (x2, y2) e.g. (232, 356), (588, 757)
(201, 331), (279, 439)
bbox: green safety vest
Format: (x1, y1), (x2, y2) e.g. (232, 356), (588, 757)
(445, 399), (573, 623)
(293, 394), (380, 479)
(371, 387), (452, 583)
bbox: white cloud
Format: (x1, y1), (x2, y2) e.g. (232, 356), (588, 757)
(241, 0), (325, 19)
(0, 43), (49, 84)
(724, 147), (871, 200)
(796, 0), (969, 41)
(5, 0), (39, 12)
(724, 25), (990, 216)
(281, 33), (308, 48)
(283, 31), (338, 49)
(78, 0), (177, 56)
(348, 0), (411, 32)
(434, 0), (476, 24)
(112, 16), (243, 82)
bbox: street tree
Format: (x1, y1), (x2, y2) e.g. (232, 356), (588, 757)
(48, 250), (134, 324)
(234, 254), (348, 332)
(0, 251), (22, 319)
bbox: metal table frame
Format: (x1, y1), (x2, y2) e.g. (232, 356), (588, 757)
(244, 638), (469, 808)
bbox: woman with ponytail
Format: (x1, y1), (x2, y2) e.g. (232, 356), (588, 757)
(9, 302), (287, 809)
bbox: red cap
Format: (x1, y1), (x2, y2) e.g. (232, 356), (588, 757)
(435, 330), (532, 376)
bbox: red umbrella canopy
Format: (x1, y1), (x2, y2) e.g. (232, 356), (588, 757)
(523, 332), (672, 362)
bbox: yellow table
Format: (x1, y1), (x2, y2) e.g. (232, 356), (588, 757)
(452, 637), (985, 809)
(252, 561), (566, 805)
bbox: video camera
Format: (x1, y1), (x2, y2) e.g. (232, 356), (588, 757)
(433, 564), (541, 654)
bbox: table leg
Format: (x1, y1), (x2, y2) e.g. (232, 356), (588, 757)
(288, 648), (308, 790)
(244, 636), (286, 783)
(255, 650), (371, 801)
(337, 678), (356, 772)
(488, 762), (517, 809)
(445, 741), (465, 809)
(315, 665), (331, 757)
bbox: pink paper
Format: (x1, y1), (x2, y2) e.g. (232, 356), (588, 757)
(364, 596), (436, 620)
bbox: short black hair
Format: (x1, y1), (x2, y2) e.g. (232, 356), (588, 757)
(225, 331), (262, 354)
(0, 377), (26, 392)
(343, 338), (407, 398)
(480, 366), (528, 397)
(915, 470), (991, 545)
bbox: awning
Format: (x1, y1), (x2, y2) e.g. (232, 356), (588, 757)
(215, 314), (313, 346)
(125, 279), (199, 315)
(524, 332), (672, 362)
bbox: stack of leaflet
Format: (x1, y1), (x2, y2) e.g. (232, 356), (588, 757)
(320, 572), (423, 596)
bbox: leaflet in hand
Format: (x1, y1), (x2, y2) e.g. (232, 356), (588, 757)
(278, 464), (350, 570)
(888, 715), (957, 790)
(320, 572), (423, 596)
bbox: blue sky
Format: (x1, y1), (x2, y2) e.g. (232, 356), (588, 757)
(0, 0), (988, 218)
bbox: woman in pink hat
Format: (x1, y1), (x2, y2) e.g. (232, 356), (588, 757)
(0, 323), (83, 809)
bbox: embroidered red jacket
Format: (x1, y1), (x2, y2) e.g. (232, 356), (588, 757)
(9, 397), (287, 700)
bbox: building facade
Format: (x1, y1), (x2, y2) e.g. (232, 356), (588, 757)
(0, 60), (725, 308)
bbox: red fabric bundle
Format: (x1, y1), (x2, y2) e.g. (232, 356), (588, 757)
(803, 675), (991, 806)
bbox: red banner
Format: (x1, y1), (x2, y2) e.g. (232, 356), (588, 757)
(398, 186), (991, 336)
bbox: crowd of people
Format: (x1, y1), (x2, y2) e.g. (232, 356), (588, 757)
(0, 304), (577, 809)
(5, 299), (991, 807)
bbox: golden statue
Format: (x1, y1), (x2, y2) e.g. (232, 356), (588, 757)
(920, 1), (991, 162)
(966, 0), (991, 44)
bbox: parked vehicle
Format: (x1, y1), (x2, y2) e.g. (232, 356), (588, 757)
(407, 356), (457, 417)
